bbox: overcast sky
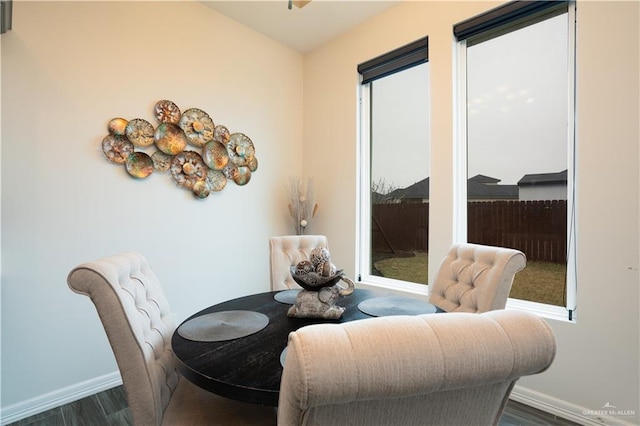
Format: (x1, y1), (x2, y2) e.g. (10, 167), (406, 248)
(371, 12), (568, 189)
(371, 62), (430, 190)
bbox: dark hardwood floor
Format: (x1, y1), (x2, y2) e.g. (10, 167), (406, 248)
(7, 386), (131, 426)
(8, 385), (581, 426)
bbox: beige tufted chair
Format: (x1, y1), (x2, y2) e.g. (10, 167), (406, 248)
(278, 309), (556, 426)
(428, 243), (526, 313)
(67, 252), (276, 426)
(269, 235), (329, 291)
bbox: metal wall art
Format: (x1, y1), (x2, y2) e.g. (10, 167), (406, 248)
(101, 100), (258, 199)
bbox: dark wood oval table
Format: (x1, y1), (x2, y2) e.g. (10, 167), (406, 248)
(171, 288), (389, 406)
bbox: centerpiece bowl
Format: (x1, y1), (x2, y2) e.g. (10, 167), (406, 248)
(289, 266), (345, 291)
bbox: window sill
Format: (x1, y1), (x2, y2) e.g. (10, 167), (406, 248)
(506, 298), (576, 323)
(357, 279), (575, 323)
(356, 276), (428, 297)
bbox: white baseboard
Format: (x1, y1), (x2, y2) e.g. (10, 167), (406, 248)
(0, 372), (122, 425)
(511, 385), (638, 426)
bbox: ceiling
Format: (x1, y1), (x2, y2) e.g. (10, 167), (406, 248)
(200, 1), (401, 53)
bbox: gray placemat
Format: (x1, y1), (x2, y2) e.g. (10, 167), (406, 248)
(358, 296), (437, 317)
(280, 347), (287, 367)
(177, 310), (269, 342)
(274, 289), (300, 304)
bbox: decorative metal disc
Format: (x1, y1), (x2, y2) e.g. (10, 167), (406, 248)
(179, 108), (214, 148)
(202, 141), (229, 171)
(233, 166), (251, 186)
(227, 133), (255, 167)
(108, 118), (128, 136)
(192, 180), (211, 199)
(154, 123), (188, 155)
(151, 151), (173, 172)
(170, 151), (207, 189)
(222, 163), (239, 181)
(213, 124), (230, 145)
(154, 100), (181, 125)
(125, 152), (154, 178)
(206, 169), (227, 192)
(248, 156), (258, 172)
(102, 134), (134, 164)
(125, 118), (155, 147)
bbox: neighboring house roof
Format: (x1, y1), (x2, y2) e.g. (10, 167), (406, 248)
(378, 171), (569, 203)
(518, 170), (568, 186)
(385, 175), (518, 201)
(467, 174), (518, 199)
(389, 177), (429, 200)
(371, 191), (389, 203)
(467, 181), (518, 200)
(468, 174), (501, 185)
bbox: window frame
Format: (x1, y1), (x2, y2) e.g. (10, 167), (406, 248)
(356, 37), (431, 295)
(453, 0), (577, 322)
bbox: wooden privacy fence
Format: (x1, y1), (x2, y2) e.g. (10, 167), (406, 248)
(372, 203), (429, 253)
(372, 200), (567, 263)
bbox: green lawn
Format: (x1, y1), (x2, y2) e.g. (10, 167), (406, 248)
(374, 252), (566, 306)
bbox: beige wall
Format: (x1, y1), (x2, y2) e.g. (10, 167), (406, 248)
(1, 0), (303, 412)
(1, 0), (638, 424)
(304, 1), (639, 423)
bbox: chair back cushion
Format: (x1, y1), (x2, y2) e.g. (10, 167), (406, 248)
(428, 243), (526, 312)
(67, 252), (179, 426)
(269, 235), (329, 290)
(278, 309), (555, 426)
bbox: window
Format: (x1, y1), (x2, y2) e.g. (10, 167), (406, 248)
(455, 1), (576, 320)
(357, 37), (430, 292)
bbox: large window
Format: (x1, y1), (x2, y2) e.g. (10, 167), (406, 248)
(455, 1), (576, 320)
(357, 37), (430, 292)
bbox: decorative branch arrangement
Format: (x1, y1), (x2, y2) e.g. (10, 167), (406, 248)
(100, 99), (258, 199)
(287, 176), (318, 234)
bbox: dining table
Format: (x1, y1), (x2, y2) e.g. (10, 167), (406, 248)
(171, 287), (437, 407)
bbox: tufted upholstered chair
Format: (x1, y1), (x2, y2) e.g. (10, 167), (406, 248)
(428, 243), (526, 313)
(67, 252), (276, 426)
(278, 309), (556, 426)
(269, 235), (329, 291)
